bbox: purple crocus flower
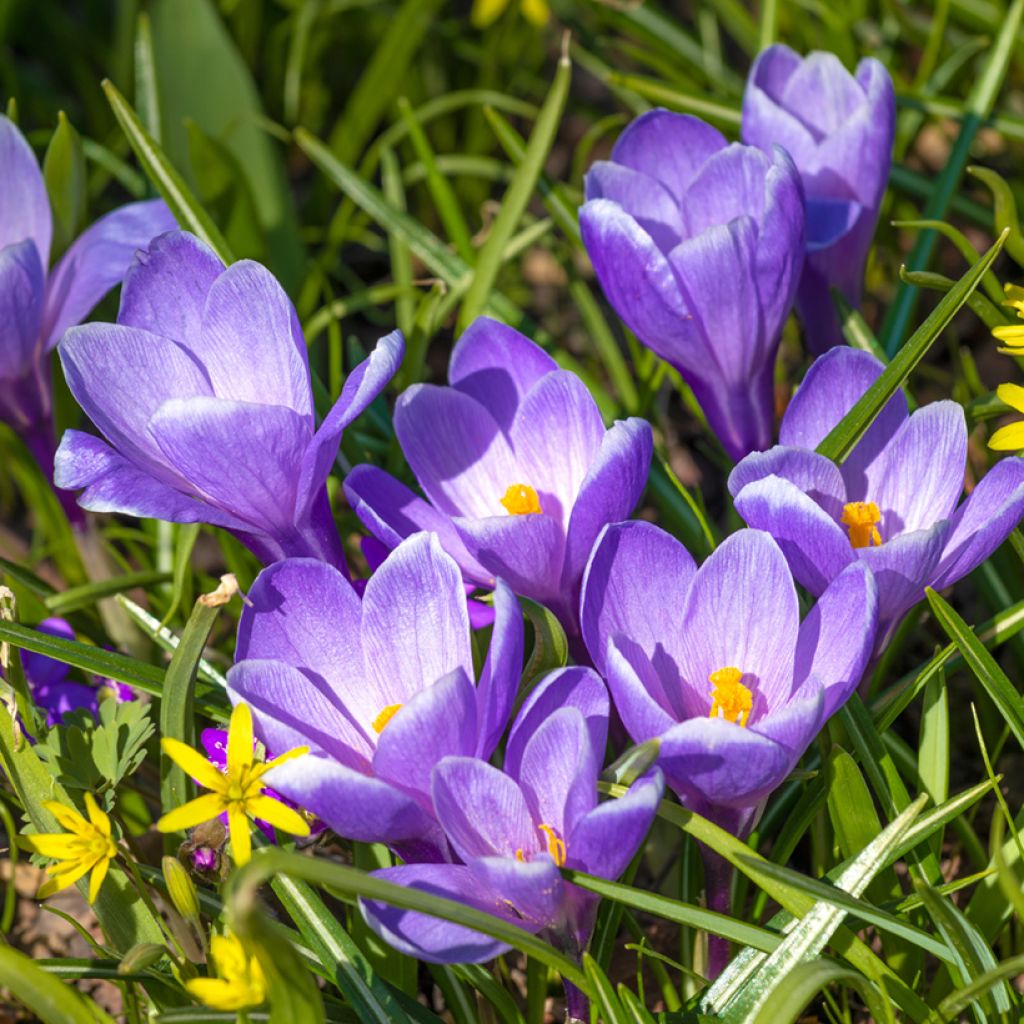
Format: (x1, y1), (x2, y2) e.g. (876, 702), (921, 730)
(0, 114), (174, 496)
(225, 531), (524, 863)
(729, 348), (1024, 649)
(360, 667), (663, 1022)
(742, 45), (895, 352)
(579, 111), (805, 460)
(53, 230), (403, 570)
(345, 316), (652, 636)
(14, 618), (134, 727)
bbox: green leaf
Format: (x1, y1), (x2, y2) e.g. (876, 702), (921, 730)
(519, 597), (569, 696)
(44, 570), (172, 616)
(0, 946), (116, 1023)
(457, 43), (570, 331)
(583, 953), (628, 1024)
(968, 165), (1024, 265)
(42, 112), (86, 258)
(101, 78), (234, 263)
(926, 587), (1024, 753)
(938, 954), (1024, 1020)
(749, 959), (893, 1024)
(816, 229), (1008, 463)
(918, 667), (949, 862)
(825, 747), (882, 861)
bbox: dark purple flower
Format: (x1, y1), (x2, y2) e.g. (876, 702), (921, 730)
(226, 532), (524, 863)
(53, 231), (403, 570)
(0, 114), (174, 496)
(581, 524), (876, 836)
(360, 668), (662, 1021)
(580, 111), (804, 460)
(729, 348), (1024, 648)
(742, 46), (895, 352)
(14, 617), (134, 727)
(345, 317), (652, 635)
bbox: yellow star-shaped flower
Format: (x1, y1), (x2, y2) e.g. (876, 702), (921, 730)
(186, 930), (266, 1011)
(157, 702), (310, 865)
(19, 792), (118, 905)
(471, 0), (549, 28)
(990, 382), (1024, 452)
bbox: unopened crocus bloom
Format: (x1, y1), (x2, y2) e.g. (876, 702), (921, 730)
(0, 115), (174, 488)
(729, 348), (1024, 647)
(361, 668), (662, 1022)
(742, 45), (895, 352)
(345, 317), (652, 634)
(19, 793), (118, 904)
(186, 931), (266, 1012)
(54, 230), (403, 569)
(226, 531), (524, 863)
(158, 702), (310, 866)
(580, 112), (804, 460)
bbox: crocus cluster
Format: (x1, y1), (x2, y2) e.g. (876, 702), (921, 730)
(0, 115), (174, 490)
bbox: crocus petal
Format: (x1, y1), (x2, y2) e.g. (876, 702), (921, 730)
(794, 561), (878, 718)
(474, 579), (525, 760)
(750, 675), (824, 758)
(741, 45), (816, 166)
(732, 474), (853, 595)
(677, 530), (800, 717)
(781, 52), (868, 137)
(453, 512), (566, 608)
(658, 717), (790, 808)
(448, 317), (558, 434)
(58, 323), (214, 475)
(360, 864), (515, 964)
(562, 417), (653, 598)
(468, 856), (565, 928)
(567, 768), (663, 880)
(118, 230), (223, 339)
(395, 384), (517, 519)
(431, 756), (535, 862)
(580, 520), (696, 677)
(510, 370), (605, 525)
(0, 114), (51, 264)
(679, 145), (773, 237)
(728, 445), (846, 519)
(779, 348), (907, 498)
(226, 659), (371, 769)
(603, 635), (681, 744)
(266, 754), (437, 845)
(192, 260), (311, 418)
(605, 109), (727, 202)
(295, 329), (403, 517)
(0, 239), (45, 380)
(343, 464), (491, 583)
(584, 161), (683, 252)
(41, 199), (176, 348)
(373, 668), (478, 804)
(932, 456), (1024, 590)
(868, 402), (967, 535)
(517, 707), (597, 838)
(22, 618), (75, 687)
(147, 397), (308, 532)
(505, 667), (609, 782)
(361, 533), (472, 710)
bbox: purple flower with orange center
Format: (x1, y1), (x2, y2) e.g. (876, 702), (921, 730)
(54, 230), (402, 570)
(729, 348), (1024, 648)
(226, 531), (524, 863)
(345, 317), (652, 635)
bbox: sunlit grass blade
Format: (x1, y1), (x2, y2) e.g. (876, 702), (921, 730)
(746, 959), (894, 1024)
(816, 229), (1007, 463)
(43, 571), (171, 616)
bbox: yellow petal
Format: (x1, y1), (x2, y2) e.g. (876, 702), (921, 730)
(186, 977), (252, 1012)
(87, 856), (111, 905)
(996, 382), (1024, 415)
(227, 703), (254, 774)
(18, 833), (80, 859)
(521, 0), (549, 24)
(247, 796), (311, 838)
(162, 738), (229, 793)
(157, 793), (227, 834)
(471, 0), (508, 27)
(41, 801), (89, 835)
(228, 808), (252, 866)
(259, 745), (309, 773)
(38, 857), (93, 898)
(992, 324), (1024, 341)
(84, 792), (111, 837)
(989, 422), (1024, 451)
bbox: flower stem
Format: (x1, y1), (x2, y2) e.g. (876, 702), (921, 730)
(700, 844), (733, 980)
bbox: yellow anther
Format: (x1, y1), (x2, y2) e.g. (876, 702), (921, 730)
(515, 848), (526, 862)
(708, 667), (753, 727)
(500, 483), (542, 516)
(538, 823), (567, 866)
(372, 703), (403, 734)
(841, 501), (883, 549)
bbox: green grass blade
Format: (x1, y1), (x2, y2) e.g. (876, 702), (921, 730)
(583, 953), (629, 1024)
(0, 946), (116, 1024)
(43, 571), (172, 616)
(749, 959), (894, 1024)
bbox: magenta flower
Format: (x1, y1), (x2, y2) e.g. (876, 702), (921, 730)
(360, 668), (662, 1022)
(54, 230), (403, 569)
(729, 348), (1024, 648)
(742, 46), (895, 352)
(345, 316), (652, 635)
(0, 114), (174, 493)
(226, 532), (524, 863)
(580, 111), (804, 460)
